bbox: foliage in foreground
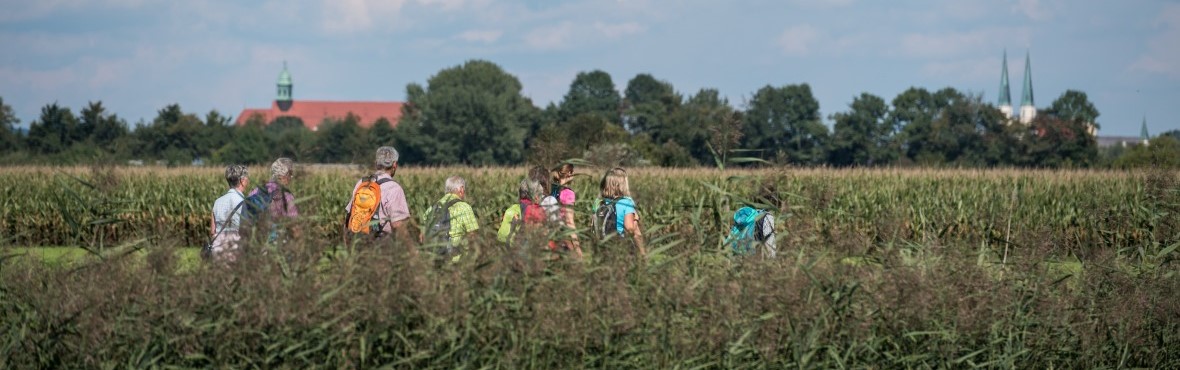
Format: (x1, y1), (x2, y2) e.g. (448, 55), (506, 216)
(1, 232), (1177, 368)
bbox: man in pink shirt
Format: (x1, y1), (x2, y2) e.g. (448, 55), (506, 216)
(345, 146), (413, 250)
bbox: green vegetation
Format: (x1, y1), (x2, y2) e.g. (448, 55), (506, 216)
(1, 166), (1177, 367)
(4, 63), (1173, 168)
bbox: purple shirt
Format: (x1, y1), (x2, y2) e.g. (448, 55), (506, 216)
(345, 173), (410, 234)
(248, 181), (299, 219)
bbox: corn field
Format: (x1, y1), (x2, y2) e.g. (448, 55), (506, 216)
(1, 165), (1177, 367)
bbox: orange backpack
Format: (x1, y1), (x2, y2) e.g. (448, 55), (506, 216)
(346, 177), (392, 234)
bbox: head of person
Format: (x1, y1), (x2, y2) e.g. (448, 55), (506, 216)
(375, 146), (399, 174)
(553, 163), (575, 185)
(225, 164), (249, 189)
(756, 182), (782, 210)
(518, 178), (543, 202)
(599, 167), (631, 199)
(270, 157), (295, 185)
(446, 176), (467, 199)
(528, 165), (550, 192)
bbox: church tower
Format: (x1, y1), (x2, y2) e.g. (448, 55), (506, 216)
(1019, 52), (1036, 124)
(1141, 116), (1150, 146)
(998, 50), (1013, 120)
(276, 62), (293, 112)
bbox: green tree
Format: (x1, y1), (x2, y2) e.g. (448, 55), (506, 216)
(0, 97), (20, 153)
(315, 113), (368, 163)
(264, 116), (313, 160)
(742, 84), (828, 164)
(558, 70), (621, 125)
(199, 110), (234, 161)
(829, 93), (891, 166)
(133, 104), (207, 164)
(81, 102), (130, 148)
(215, 115), (271, 164)
(1023, 115), (1098, 167)
(26, 103), (79, 154)
(921, 93), (1009, 166)
(398, 60), (539, 165)
(1043, 90), (1100, 130)
(622, 73), (681, 138)
(1114, 135), (1180, 168)
(664, 88), (740, 166)
(368, 117), (396, 149)
(892, 87), (963, 165)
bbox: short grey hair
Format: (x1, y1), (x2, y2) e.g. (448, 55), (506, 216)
(224, 164), (248, 187)
(445, 176), (466, 194)
(375, 146), (399, 169)
(270, 157), (294, 180)
(518, 178), (543, 200)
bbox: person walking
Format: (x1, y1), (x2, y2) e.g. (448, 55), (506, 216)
(209, 164), (249, 262)
(424, 176), (479, 265)
(246, 157), (300, 243)
(594, 167), (646, 259)
(725, 182), (780, 259)
(344, 146), (413, 250)
(550, 163), (582, 258)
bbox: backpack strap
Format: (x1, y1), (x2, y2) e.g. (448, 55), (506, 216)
(370, 177), (395, 237)
(208, 199), (247, 247)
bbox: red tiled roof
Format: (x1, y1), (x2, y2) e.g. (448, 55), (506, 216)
(235, 100), (404, 130)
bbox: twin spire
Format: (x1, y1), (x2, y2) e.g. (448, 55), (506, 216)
(998, 51), (1035, 124)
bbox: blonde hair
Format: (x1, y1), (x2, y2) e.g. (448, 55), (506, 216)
(599, 167), (631, 199)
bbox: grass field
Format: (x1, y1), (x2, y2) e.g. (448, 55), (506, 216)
(1, 165), (1177, 368)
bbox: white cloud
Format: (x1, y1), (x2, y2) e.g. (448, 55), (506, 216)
(777, 24), (818, 56)
(0, 0), (152, 22)
(456, 29), (503, 43)
(594, 21), (645, 39)
(900, 28), (1029, 58)
(1131, 4), (1180, 79)
(320, 0), (407, 34)
(524, 22), (575, 50)
(1011, 0), (1056, 21)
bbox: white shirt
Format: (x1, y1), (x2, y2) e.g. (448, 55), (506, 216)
(212, 188), (245, 234)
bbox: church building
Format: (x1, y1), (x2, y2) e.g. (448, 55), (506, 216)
(236, 64), (404, 131)
(997, 51), (1037, 125)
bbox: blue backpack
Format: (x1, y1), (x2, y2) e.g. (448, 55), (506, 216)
(726, 206), (768, 255)
(242, 185), (289, 242)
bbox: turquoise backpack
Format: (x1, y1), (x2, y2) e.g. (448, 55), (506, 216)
(726, 206), (767, 255)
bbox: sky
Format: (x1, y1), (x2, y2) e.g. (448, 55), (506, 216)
(1, 0), (1178, 137)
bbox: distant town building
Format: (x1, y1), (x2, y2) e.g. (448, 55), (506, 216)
(235, 63), (404, 131)
(1095, 117), (1151, 148)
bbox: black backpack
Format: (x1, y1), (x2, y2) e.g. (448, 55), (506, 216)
(427, 198), (464, 247)
(594, 197), (620, 240)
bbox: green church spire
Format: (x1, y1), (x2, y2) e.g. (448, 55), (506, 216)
(277, 62), (293, 102)
(1141, 116), (1150, 142)
(1020, 52), (1034, 107)
(998, 50), (1011, 106)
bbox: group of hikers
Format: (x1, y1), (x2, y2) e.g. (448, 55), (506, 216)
(205, 145), (779, 264)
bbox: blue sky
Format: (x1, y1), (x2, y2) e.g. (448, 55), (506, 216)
(1, 0), (1177, 137)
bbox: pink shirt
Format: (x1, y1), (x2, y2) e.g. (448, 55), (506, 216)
(345, 173), (410, 234)
(558, 188), (576, 206)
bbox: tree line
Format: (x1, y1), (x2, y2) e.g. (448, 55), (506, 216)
(1, 60), (1177, 168)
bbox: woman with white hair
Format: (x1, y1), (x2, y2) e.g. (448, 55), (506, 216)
(246, 157), (300, 242)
